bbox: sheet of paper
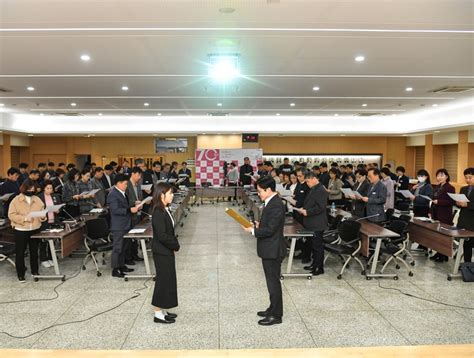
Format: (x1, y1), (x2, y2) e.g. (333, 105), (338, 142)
(447, 193), (470, 203)
(417, 194), (432, 202)
(139, 196), (153, 206)
(46, 204), (65, 212)
(399, 190), (414, 199)
(90, 208), (105, 213)
(282, 196), (297, 206)
(353, 191), (363, 199)
(168, 179), (177, 183)
(140, 184), (152, 191)
(340, 188), (354, 198)
(88, 189), (101, 196)
(0, 193), (15, 201)
(128, 228), (146, 234)
(27, 209), (48, 218)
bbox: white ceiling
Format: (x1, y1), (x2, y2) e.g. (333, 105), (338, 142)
(0, 0), (473, 134)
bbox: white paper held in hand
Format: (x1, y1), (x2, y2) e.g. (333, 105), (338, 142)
(27, 209), (48, 218)
(447, 193), (470, 203)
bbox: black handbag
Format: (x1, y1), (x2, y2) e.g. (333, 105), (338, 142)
(460, 262), (474, 282)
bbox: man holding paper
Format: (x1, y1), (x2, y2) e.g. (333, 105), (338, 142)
(456, 167), (474, 263)
(242, 176), (286, 326)
(125, 166), (145, 263)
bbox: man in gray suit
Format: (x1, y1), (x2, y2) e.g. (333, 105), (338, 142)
(362, 168), (387, 223)
(298, 171), (328, 276)
(91, 167), (106, 207)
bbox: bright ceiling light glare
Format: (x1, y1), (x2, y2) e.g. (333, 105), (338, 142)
(276, 113), (281, 116)
(434, 130), (441, 133)
(144, 102), (150, 107)
(217, 102), (223, 107)
(121, 86), (129, 91)
(290, 103), (296, 107)
(39, 113), (44, 116)
(432, 104), (438, 107)
(98, 113), (103, 116)
(80, 54), (91, 62)
(70, 102), (77, 107)
(355, 55), (365, 62)
(362, 103), (368, 107)
(0, 103), (4, 107)
(157, 113), (162, 116)
(312, 86), (320, 91)
(28, 134), (34, 137)
(405, 87), (413, 92)
(208, 53), (241, 83)
(27, 86), (35, 91)
(334, 113), (339, 116)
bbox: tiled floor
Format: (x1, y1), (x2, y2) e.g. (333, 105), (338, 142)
(0, 202), (472, 350)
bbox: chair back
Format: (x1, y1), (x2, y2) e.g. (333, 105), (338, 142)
(338, 220), (361, 243)
(387, 219), (408, 237)
(85, 218), (110, 241)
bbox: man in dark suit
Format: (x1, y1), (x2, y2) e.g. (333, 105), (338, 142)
(239, 157), (254, 186)
(298, 171), (328, 276)
(107, 174), (142, 278)
(456, 167), (474, 263)
(362, 168), (387, 223)
(243, 176), (286, 326)
(178, 161), (192, 187)
(125, 166), (144, 263)
(101, 164), (115, 191)
(0, 167), (21, 216)
(318, 162), (330, 188)
(293, 168), (311, 263)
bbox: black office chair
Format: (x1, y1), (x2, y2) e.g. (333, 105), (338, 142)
(324, 220), (366, 279)
(378, 219), (414, 276)
(0, 240), (16, 269)
(82, 218), (113, 277)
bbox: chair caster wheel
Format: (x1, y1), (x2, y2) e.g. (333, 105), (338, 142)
(447, 276), (452, 281)
(361, 270), (366, 275)
(393, 276), (399, 280)
(337, 274), (342, 280)
(408, 272), (413, 277)
(61, 277), (66, 282)
(395, 264), (400, 270)
(102, 261), (106, 266)
(366, 277), (372, 280)
(410, 262), (415, 266)
(280, 276), (284, 280)
(97, 272), (102, 277)
(82, 265), (86, 270)
(307, 276), (312, 280)
(34, 277), (39, 282)
(124, 277), (129, 282)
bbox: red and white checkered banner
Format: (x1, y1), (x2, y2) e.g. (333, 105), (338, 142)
(195, 149), (263, 187)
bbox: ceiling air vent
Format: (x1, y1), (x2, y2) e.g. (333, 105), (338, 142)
(207, 112), (230, 116)
(430, 86), (474, 93)
(356, 112), (381, 117)
(56, 112), (83, 116)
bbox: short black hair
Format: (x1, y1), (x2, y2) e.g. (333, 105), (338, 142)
(19, 163), (29, 169)
(42, 179), (54, 190)
(396, 166), (406, 173)
(91, 162), (96, 166)
(283, 157), (289, 161)
(329, 167), (340, 177)
(244, 157), (250, 161)
(256, 176), (276, 192)
(464, 167), (474, 176)
(331, 162), (338, 167)
(152, 161), (162, 167)
(109, 161), (118, 166)
(368, 168), (381, 176)
(66, 163), (76, 170)
(304, 171), (318, 180)
(346, 164), (353, 169)
(7, 167), (20, 176)
(29, 169), (40, 175)
(37, 162), (46, 168)
(384, 163), (391, 168)
(48, 162), (55, 167)
(94, 167), (104, 174)
(55, 168), (66, 176)
(131, 166), (143, 175)
(104, 164), (113, 171)
(58, 162), (65, 167)
(416, 169), (431, 184)
(114, 173), (129, 185)
(381, 167), (391, 177)
(134, 158), (145, 166)
(312, 165), (320, 170)
(67, 168), (79, 182)
(356, 169), (368, 177)
(80, 168), (91, 177)
(435, 168), (450, 182)
(257, 163), (263, 167)
(320, 162), (328, 168)
(181, 161), (187, 165)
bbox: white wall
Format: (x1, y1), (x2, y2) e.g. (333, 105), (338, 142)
(433, 131), (459, 145)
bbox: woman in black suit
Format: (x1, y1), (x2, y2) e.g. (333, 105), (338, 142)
(151, 182), (180, 324)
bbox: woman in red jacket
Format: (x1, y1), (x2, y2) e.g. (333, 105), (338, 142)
(430, 168), (455, 262)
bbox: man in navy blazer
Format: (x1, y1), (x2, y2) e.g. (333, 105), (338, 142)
(107, 173), (142, 278)
(243, 176), (286, 326)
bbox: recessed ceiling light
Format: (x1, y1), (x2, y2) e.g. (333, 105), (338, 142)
(80, 54), (91, 61)
(402, 134), (408, 136)
(0, 103), (4, 107)
(157, 113), (162, 116)
(121, 86), (129, 91)
(312, 86), (320, 91)
(217, 102), (223, 107)
(362, 103), (368, 107)
(98, 113), (103, 116)
(144, 102), (150, 107)
(219, 7), (235, 13)
(276, 113), (280, 116)
(28, 134), (34, 137)
(434, 130), (441, 133)
(290, 103), (296, 107)
(405, 87), (413, 92)
(71, 102), (77, 107)
(432, 104), (438, 107)
(355, 55), (365, 62)
(39, 113), (44, 116)
(27, 86), (35, 91)
(392, 114), (397, 117)
(340, 134), (346, 136)
(334, 114), (339, 116)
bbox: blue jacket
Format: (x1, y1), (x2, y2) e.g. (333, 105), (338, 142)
(107, 187), (132, 232)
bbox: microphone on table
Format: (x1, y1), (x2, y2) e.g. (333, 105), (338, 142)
(355, 213), (380, 222)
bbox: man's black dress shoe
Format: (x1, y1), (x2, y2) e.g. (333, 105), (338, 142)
(121, 266), (134, 273)
(311, 268), (325, 276)
(112, 269), (125, 278)
(258, 316), (282, 326)
(166, 312), (178, 319)
(257, 310), (270, 317)
(125, 260), (136, 266)
(154, 316), (175, 324)
(303, 265), (314, 271)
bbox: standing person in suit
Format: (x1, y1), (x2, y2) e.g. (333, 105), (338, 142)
(299, 172), (329, 276)
(91, 167), (106, 208)
(361, 168), (387, 223)
(37, 180), (62, 268)
(380, 167), (395, 210)
(101, 164), (115, 191)
(62, 168), (82, 218)
(293, 169), (311, 263)
(239, 157), (254, 186)
(456, 167), (474, 263)
(326, 168), (344, 206)
(151, 182), (180, 324)
(121, 160), (131, 176)
(134, 159), (154, 212)
(52, 168), (66, 196)
(279, 157), (293, 174)
(410, 169), (433, 218)
(430, 168), (455, 262)
(350, 169), (370, 218)
(151, 161), (163, 185)
(242, 176), (286, 326)
(0, 167), (21, 216)
(18, 163), (30, 185)
(107, 174), (143, 278)
(226, 162), (239, 201)
(384, 163), (398, 181)
(178, 162), (192, 187)
(125, 166), (144, 264)
(395, 166), (410, 190)
(318, 162), (330, 188)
